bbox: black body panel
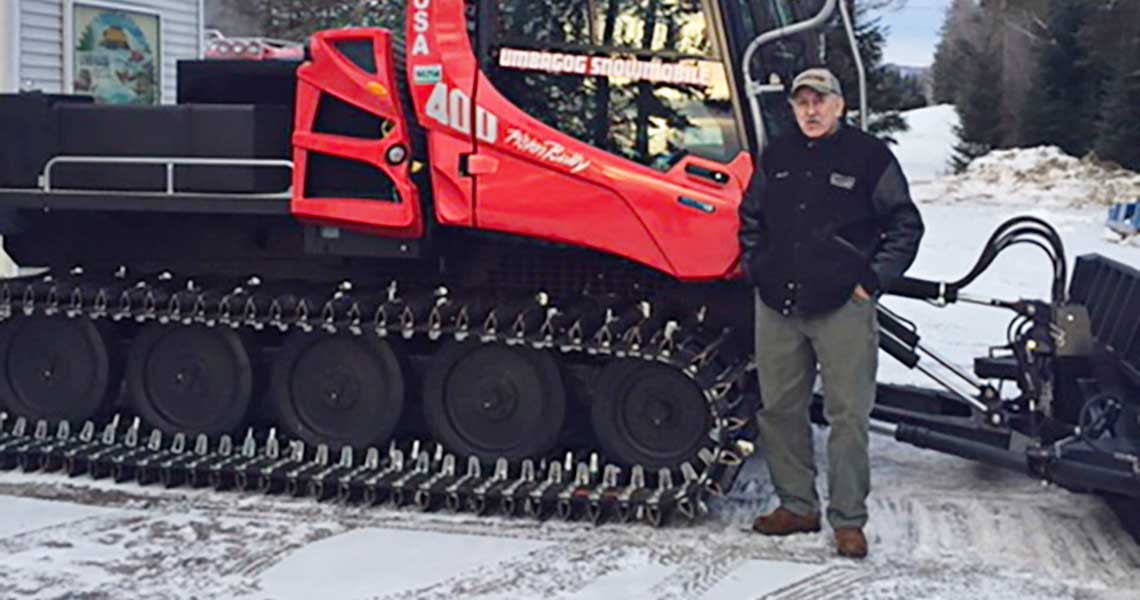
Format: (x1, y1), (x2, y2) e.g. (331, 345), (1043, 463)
(177, 59), (300, 107)
(0, 93), (93, 189)
(0, 93), (292, 196)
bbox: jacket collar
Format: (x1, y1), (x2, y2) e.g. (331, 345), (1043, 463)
(796, 122), (846, 150)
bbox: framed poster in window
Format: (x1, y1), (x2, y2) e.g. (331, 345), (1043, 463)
(67, 1), (162, 105)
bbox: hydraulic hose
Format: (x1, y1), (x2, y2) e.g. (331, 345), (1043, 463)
(887, 277), (956, 303)
(886, 216), (1068, 305)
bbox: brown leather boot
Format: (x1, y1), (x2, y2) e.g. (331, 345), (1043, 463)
(751, 507), (822, 536)
(835, 527), (868, 559)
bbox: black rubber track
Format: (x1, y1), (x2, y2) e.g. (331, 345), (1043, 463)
(0, 273), (757, 527)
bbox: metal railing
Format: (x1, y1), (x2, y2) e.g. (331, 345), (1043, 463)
(40, 156), (294, 197)
(741, 0), (870, 149)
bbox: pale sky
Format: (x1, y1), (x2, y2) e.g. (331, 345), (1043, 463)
(877, 0), (951, 67)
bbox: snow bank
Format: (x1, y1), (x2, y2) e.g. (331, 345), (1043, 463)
(890, 104), (1140, 208)
(913, 146), (1140, 208)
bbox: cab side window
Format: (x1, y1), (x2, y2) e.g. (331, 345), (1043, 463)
(486, 0), (743, 171)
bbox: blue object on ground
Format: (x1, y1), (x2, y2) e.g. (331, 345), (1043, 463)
(1107, 201), (1140, 237)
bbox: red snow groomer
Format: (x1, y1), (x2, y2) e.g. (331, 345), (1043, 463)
(0, 0), (1135, 531)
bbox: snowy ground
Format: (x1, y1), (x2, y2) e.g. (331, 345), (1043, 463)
(891, 104), (960, 184)
(2, 110), (1139, 599)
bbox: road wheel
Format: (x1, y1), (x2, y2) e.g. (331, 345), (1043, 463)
(424, 342), (566, 462)
(270, 331), (405, 449)
(0, 316), (114, 423)
(591, 359), (711, 470)
(126, 324), (253, 436)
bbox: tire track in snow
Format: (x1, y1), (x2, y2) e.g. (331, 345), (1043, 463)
(1, 425), (1137, 600)
(763, 567), (874, 599)
(870, 490), (1140, 586)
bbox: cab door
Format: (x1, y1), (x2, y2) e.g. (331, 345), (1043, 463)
(469, 0), (754, 280)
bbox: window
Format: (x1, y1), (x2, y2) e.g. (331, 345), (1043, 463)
(486, 0), (742, 171)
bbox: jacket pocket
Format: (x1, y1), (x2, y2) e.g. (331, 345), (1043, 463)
(832, 233), (867, 260)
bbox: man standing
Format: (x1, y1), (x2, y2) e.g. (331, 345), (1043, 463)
(739, 68), (924, 559)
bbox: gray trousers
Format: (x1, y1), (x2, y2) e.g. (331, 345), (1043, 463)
(754, 293), (879, 529)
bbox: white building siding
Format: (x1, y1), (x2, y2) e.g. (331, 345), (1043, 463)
(1, 1), (17, 92)
(17, 0), (203, 103)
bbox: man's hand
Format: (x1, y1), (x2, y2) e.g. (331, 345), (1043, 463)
(852, 284), (872, 302)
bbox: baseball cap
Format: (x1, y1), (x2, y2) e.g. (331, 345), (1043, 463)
(791, 68), (843, 97)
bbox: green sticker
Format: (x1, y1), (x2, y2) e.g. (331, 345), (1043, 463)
(413, 64), (443, 85)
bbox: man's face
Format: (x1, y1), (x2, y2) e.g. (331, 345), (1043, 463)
(790, 88), (844, 139)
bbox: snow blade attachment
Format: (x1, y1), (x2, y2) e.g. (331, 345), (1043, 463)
(1069, 254), (1140, 383)
(875, 217), (1140, 524)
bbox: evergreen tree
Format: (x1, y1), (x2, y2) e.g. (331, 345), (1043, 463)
(987, 0), (1049, 147)
(931, 0), (981, 105)
(1019, 0), (1104, 156)
(1093, 40), (1140, 171)
(951, 29), (1004, 171)
(878, 68), (928, 112)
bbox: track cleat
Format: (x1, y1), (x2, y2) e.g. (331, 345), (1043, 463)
(557, 460), (595, 521)
(645, 469), (675, 528)
(137, 433), (187, 486)
(428, 296), (459, 341)
(336, 447), (382, 503)
(468, 458), (511, 515)
(157, 433), (206, 488)
(29, 422), (76, 473)
(398, 289), (444, 339)
(63, 419), (113, 477)
(372, 292), (406, 338)
(233, 430), (279, 491)
(390, 447), (434, 506)
(0, 418), (32, 470)
(285, 444), (331, 497)
(500, 459), (538, 516)
(586, 465), (623, 525)
(648, 321), (680, 359)
(205, 432), (256, 490)
(11, 420), (53, 472)
(673, 463), (703, 522)
(254, 440), (304, 494)
(110, 429), (163, 483)
(414, 453), (458, 511)
(444, 457), (483, 512)
(526, 460), (564, 520)
(362, 446), (405, 506)
(507, 293), (549, 344)
(87, 417), (140, 480)
(184, 434), (231, 487)
(616, 465), (650, 524)
(308, 447), (356, 501)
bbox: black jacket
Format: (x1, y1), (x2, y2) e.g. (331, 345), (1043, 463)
(739, 125), (924, 317)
